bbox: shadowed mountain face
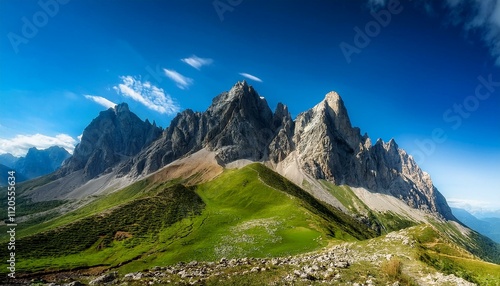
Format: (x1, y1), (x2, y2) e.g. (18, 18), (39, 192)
(452, 207), (500, 243)
(120, 81), (276, 176)
(0, 153), (18, 168)
(0, 147), (70, 183)
(0, 164), (28, 186)
(59, 103), (162, 180)
(116, 81), (453, 220)
(14, 146), (71, 180)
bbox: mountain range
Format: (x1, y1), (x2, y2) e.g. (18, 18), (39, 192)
(1, 82), (498, 285)
(452, 207), (500, 243)
(0, 146), (70, 185)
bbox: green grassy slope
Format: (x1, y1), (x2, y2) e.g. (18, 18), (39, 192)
(410, 224), (500, 285)
(0, 163), (375, 275)
(319, 180), (416, 234)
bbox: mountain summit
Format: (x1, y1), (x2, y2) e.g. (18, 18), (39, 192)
(121, 81), (276, 176)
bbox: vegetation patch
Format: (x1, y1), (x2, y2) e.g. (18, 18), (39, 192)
(4, 164), (371, 274)
(2, 184), (204, 261)
(380, 257), (417, 285)
(251, 164), (377, 240)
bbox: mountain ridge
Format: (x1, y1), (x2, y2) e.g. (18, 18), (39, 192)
(113, 81), (454, 220)
(15, 82), (454, 222)
(452, 207), (500, 243)
(0, 146), (70, 183)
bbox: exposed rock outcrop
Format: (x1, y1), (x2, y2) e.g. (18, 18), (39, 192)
(122, 81), (277, 176)
(286, 92), (454, 219)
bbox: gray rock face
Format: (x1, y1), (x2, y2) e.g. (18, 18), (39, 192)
(119, 82), (453, 220)
(60, 103), (162, 179)
(204, 81), (274, 163)
(123, 81), (278, 176)
(269, 103), (295, 162)
(288, 92), (454, 220)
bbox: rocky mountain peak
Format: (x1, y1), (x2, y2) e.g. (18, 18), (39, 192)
(208, 81), (264, 114)
(60, 103), (162, 179)
(114, 102), (129, 113)
(323, 91), (344, 114)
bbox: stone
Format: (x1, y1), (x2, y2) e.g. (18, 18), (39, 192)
(335, 261), (349, 268)
(89, 271), (117, 285)
(250, 267), (260, 272)
(64, 282), (85, 286)
(56, 82), (454, 225)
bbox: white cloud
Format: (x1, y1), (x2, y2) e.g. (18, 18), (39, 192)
(239, 72), (263, 82)
(181, 55), (213, 70)
(84, 95), (117, 109)
(163, 69), (194, 89)
(77, 134), (83, 142)
(0, 134), (77, 157)
(113, 76), (180, 115)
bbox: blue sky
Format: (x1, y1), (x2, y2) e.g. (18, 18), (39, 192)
(1, 0), (499, 211)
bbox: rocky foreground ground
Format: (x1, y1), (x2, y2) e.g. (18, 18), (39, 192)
(14, 228), (475, 286)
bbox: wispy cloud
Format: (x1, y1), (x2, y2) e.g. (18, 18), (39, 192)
(0, 134), (77, 157)
(113, 76), (180, 115)
(181, 55), (213, 70)
(84, 95), (117, 109)
(445, 0), (500, 64)
(239, 72), (263, 82)
(367, 0), (500, 65)
(163, 69), (193, 89)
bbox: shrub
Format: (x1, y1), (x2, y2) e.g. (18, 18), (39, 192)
(381, 257), (402, 279)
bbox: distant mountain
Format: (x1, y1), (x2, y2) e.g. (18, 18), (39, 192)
(452, 207), (500, 243)
(13, 146), (71, 180)
(470, 209), (500, 219)
(0, 164), (12, 186)
(0, 147), (70, 182)
(0, 164), (27, 186)
(0, 153), (19, 168)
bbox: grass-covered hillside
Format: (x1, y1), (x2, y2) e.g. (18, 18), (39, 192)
(0, 163), (375, 275)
